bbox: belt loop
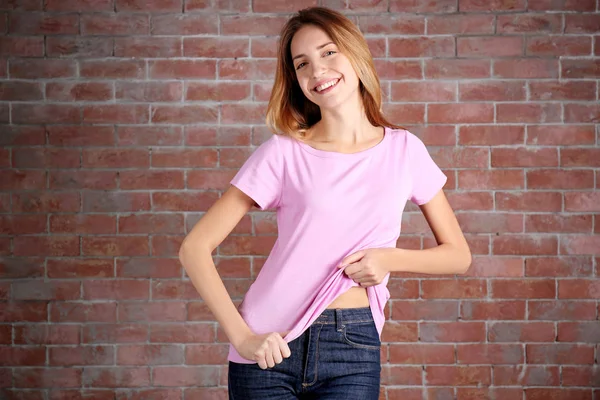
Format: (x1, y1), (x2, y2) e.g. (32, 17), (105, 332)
(335, 309), (343, 331)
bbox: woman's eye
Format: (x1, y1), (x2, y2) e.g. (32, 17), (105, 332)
(324, 50), (336, 56)
(296, 62), (306, 70)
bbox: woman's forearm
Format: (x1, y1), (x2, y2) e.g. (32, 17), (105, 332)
(384, 244), (472, 275)
(179, 243), (253, 349)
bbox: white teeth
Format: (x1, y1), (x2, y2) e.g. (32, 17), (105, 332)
(315, 79), (339, 92)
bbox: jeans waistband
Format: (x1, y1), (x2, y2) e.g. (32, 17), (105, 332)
(312, 307), (373, 327)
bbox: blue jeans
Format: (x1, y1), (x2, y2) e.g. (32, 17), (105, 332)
(228, 307), (381, 399)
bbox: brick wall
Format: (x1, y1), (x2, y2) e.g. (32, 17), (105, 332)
(1, 0), (599, 399)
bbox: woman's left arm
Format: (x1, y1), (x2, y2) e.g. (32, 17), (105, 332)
(386, 188), (472, 275)
(340, 189), (472, 285)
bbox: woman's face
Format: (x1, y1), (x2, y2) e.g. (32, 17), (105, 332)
(290, 24), (360, 111)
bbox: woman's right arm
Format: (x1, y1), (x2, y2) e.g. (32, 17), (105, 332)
(178, 185), (290, 368)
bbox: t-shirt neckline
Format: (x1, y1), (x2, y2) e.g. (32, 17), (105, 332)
(294, 126), (389, 158)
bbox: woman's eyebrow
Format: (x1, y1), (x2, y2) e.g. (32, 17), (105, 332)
(292, 41), (335, 61)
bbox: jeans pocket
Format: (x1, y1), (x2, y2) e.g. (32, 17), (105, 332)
(342, 321), (381, 350)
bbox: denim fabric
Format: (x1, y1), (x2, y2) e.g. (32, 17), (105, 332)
(228, 307), (381, 400)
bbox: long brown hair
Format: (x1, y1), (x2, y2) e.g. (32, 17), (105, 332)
(265, 7), (402, 139)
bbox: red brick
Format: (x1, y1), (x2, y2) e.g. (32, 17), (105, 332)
(427, 14), (494, 34)
(10, 59), (76, 79)
(497, 13), (562, 33)
(46, 82), (112, 102)
(50, 346), (113, 366)
(220, 15), (288, 35)
(153, 366), (219, 387)
(0, 215), (46, 235)
(499, 103), (562, 123)
(459, 125), (524, 145)
(461, 300), (525, 320)
(0, 302), (47, 322)
(527, 0), (595, 11)
(561, 236), (600, 256)
(82, 192), (150, 212)
(557, 322), (600, 342)
(527, 170), (594, 189)
(46, 37), (114, 57)
(459, 0), (525, 10)
(115, 81), (182, 102)
(82, 13), (149, 35)
(46, 0), (113, 11)
(12, 280), (80, 301)
(380, 321), (418, 342)
(494, 365), (559, 386)
(457, 344), (523, 364)
(561, 59), (600, 79)
(80, 60), (145, 79)
(9, 12), (79, 34)
(494, 58), (558, 78)
(0, 170), (45, 190)
(47, 258), (114, 279)
(119, 302), (186, 322)
(565, 192), (600, 212)
(50, 303), (116, 323)
(458, 36), (523, 57)
(458, 170), (524, 190)
(491, 147), (558, 168)
(382, 104), (425, 124)
(115, 37), (181, 57)
(47, 126), (114, 146)
(530, 81), (596, 101)
(526, 257), (594, 278)
(82, 148), (149, 168)
(116, 0), (181, 11)
(118, 344), (184, 365)
(380, 365), (422, 385)
(184, 37), (248, 58)
(151, 14), (217, 35)
(15, 324), (79, 345)
(151, 149), (217, 168)
(459, 81), (525, 101)
(565, 104), (600, 123)
(420, 322), (485, 342)
(428, 103), (493, 123)
(186, 344), (229, 365)
(358, 15), (425, 34)
(219, 59), (275, 80)
(253, 0), (316, 12)
(531, 299), (598, 320)
(565, 14), (600, 33)
(426, 366), (490, 385)
(152, 192), (219, 212)
(151, 105), (218, 124)
(562, 366), (600, 387)
(50, 170), (117, 190)
(421, 279), (486, 299)
(149, 323), (214, 343)
(390, 0), (457, 12)
(526, 214), (592, 234)
(0, 36), (43, 56)
(12, 191), (79, 213)
(119, 126), (183, 146)
(527, 125), (595, 146)
(82, 237), (149, 257)
(149, 60), (215, 79)
(13, 236), (80, 257)
(376, 60), (422, 79)
(527, 344), (595, 364)
(492, 278), (556, 298)
(561, 148), (600, 167)
(185, 0), (249, 11)
(83, 323), (148, 344)
(389, 343), (454, 364)
(14, 148), (80, 168)
(13, 104), (80, 124)
(465, 256), (524, 277)
(389, 37), (455, 58)
(82, 366), (150, 387)
(489, 322), (555, 342)
(222, 104), (266, 125)
(14, 367), (82, 388)
(117, 258), (181, 279)
(391, 300), (457, 320)
(527, 36), (592, 56)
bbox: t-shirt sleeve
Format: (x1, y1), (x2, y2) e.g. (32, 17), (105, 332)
(406, 131), (447, 205)
(230, 134), (284, 211)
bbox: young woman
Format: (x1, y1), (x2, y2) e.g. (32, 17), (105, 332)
(179, 7), (472, 400)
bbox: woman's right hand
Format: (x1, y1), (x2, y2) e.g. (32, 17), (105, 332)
(236, 332), (292, 369)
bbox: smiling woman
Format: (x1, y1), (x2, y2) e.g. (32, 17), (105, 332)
(178, 6), (471, 400)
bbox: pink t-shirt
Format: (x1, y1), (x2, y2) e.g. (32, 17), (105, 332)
(227, 127), (447, 363)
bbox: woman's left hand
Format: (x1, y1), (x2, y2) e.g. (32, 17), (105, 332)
(337, 248), (390, 287)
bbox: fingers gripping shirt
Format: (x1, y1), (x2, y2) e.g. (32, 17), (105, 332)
(228, 128), (447, 363)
